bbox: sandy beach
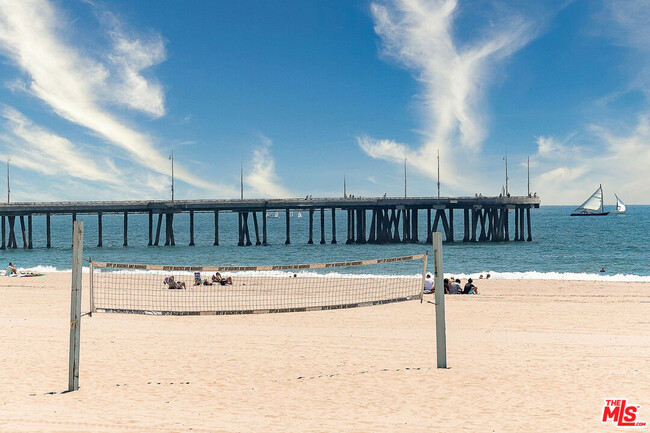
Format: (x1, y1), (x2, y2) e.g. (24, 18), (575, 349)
(1, 273), (648, 432)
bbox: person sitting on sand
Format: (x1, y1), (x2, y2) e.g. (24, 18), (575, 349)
(463, 278), (478, 294)
(5, 262), (16, 276)
(424, 273), (434, 294)
(164, 276), (186, 290)
(212, 272), (233, 286)
(449, 278), (462, 294)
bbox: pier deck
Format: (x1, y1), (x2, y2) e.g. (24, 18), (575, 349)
(0, 195), (541, 248)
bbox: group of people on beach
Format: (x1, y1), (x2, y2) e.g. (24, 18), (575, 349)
(423, 274), (481, 295)
(165, 272), (233, 290)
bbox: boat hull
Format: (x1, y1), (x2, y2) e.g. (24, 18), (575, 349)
(570, 212), (610, 216)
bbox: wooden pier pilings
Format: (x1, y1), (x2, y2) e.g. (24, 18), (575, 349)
(0, 196), (540, 249)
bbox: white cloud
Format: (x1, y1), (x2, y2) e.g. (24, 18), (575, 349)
(245, 135), (292, 198)
(0, 0), (234, 195)
(361, 0), (540, 192)
(531, 117), (650, 204)
(1, 106), (119, 183)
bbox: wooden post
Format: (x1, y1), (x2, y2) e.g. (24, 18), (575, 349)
(68, 221), (84, 392)
(169, 214), (175, 246)
(479, 210), (487, 241)
(97, 212), (102, 247)
(20, 215), (27, 248)
(1, 215), (5, 250)
(526, 208), (532, 242)
(471, 208), (478, 242)
(426, 208), (432, 243)
(400, 209), (407, 243)
(519, 207), (525, 242)
(237, 212), (244, 246)
(8, 216), (16, 249)
(368, 209), (377, 243)
(308, 210), (314, 244)
(411, 208), (419, 243)
(391, 209), (401, 243)
(447, 209), (454, 242)
(165, 213), (170, 246)
(71, 213), (76, 247)
(486, 208), (496, 242)
(155, 213), (163, 246)
(356, 209), (366, 244)
(27, 214), (33, 249)
(331, 207), (337, 244)
(284, 209), (291, 245)
(214, 211), (219, 246)
(432, 232), (447, 368)
(514, 208), (520, 241)
(189, 211), (195, 246)
(463, 208), (470, 242)
(148, 211), (153, 246)
(123, 212), (128, 247)
(262, 210), (267, 246)
(253, 212), (261, 245)
(320, 208), (326, 244)
(243, 212), (252, 246)
(504, 208), (510, 241)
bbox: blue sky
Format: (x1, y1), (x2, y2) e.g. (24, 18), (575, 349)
(0, 0), (648, 205)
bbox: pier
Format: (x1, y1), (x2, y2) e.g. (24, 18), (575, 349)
(0, 196), (540, 249)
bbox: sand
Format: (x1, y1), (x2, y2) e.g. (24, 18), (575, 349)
(1, 273), (648, 432)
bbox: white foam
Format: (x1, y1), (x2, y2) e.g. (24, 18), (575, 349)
(13, 264), (650, 281)
(447, 271), (650, 282)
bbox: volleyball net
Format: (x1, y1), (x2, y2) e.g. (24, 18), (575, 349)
(89, 253), (428, 315)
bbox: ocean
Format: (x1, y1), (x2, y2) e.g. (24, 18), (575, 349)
(2, 206), (648, 280)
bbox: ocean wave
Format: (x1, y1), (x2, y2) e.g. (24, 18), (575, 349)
(448, 271), (650, 282)
(82, 266), (650, 281)
(11, 264), (650, 281)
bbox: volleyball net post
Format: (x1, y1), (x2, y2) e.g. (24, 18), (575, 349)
(432, 231), (447, 368)
(68, 221), (84, 392)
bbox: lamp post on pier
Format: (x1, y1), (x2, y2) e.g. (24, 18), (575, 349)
(6, 156), (10, 204)
(169, 150), (174, 203)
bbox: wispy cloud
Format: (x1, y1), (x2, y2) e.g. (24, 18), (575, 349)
(1, 106), (118, 183)
(245, 135), (292, 198)
(0, 0), (228, 194)
(360, 0), (539, 190)
(531, 115), (650, 204)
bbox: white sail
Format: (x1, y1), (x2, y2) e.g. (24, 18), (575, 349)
(572, 185), (604, 214)
(612, 194), (626, 214)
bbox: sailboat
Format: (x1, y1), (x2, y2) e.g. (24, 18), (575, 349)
(266, 211), (279, 218)
(571, 184), (609, 216)
(611, 194), (626, 215)
(297, 212), (303, 218)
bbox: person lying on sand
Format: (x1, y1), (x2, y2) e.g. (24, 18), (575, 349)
(212, 272), (233, 286)
(164, 276), (186, 290)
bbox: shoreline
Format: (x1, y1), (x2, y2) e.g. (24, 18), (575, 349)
(6, 266), (650, 282)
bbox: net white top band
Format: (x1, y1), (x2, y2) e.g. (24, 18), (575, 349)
(92, 254), (426, 272)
